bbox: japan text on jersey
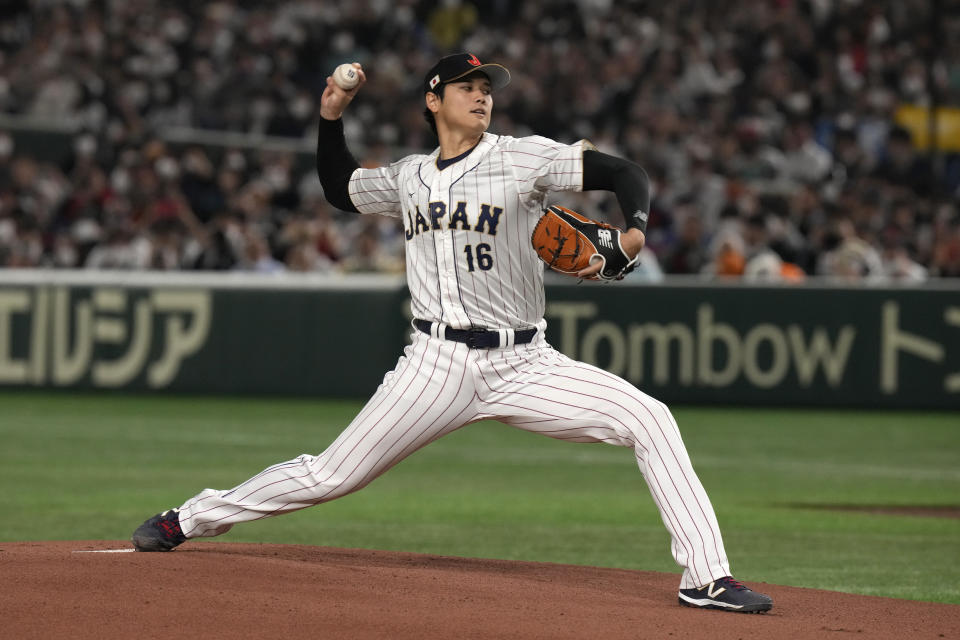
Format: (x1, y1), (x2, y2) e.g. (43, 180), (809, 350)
(404, 202), (503, 239)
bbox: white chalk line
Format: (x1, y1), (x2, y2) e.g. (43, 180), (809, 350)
(73, 548), (136, 553)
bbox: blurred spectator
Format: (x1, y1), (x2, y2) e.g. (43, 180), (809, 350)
(340, 217), (405, 274)
(193, 212), (244, 270)
(703, 229), (747, 279)
(816, 218), (885, 281)
(84, 225), (149, 269)
(872, 126), (935, 198)
(743, 251), (806, 283)
(629, 247), (665, 282)
(237, 227), (285, 273)
(781, 121), (833, 186)
(880, 240), (928, 282)
(428, 0), (479, 50)
(930, 209), (960, 277)
(664, 213), (708, 275)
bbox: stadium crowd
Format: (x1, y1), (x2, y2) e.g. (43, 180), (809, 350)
(1, 0), (959, 281)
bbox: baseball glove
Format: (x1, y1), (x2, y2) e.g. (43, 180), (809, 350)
(531, 205), (639, 281)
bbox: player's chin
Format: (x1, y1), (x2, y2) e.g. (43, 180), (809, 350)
(464, 111), (489, 124)
(466, 117), (489, 134)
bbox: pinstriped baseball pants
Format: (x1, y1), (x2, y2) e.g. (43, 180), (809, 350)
(177, 330), (730, 589)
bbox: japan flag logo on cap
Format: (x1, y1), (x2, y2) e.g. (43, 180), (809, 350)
(429, 74), (440, 89)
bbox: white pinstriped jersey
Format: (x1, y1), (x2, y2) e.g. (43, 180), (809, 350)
(175, 132), (734, 593)
(348, 133), (592, 330)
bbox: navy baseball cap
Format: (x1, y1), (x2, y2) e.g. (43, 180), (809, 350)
(423, 53), (511, 94)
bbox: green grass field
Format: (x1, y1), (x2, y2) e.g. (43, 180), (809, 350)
(1, 392), (958, 604)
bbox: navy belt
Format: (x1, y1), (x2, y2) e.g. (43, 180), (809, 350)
(414, 319), (538, 349)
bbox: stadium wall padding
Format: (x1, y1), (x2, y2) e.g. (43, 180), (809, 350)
(1, 273), (958, 408)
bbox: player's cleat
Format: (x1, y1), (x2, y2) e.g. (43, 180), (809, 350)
(131, 508), (187, 552)
(678, 576), (773, 613)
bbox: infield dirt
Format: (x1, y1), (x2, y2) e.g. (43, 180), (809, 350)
(3, 541), (958, 639)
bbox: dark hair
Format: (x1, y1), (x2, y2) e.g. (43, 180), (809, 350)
(422, 85), (445, 136)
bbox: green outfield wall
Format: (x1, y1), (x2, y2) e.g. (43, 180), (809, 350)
(1, 271), (958, 408)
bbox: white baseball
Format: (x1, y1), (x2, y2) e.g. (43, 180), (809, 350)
(333, 64), (359, 90)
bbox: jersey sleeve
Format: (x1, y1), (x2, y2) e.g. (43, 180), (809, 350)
(347, 163), (404, 218)
(505, 136), (596, 203)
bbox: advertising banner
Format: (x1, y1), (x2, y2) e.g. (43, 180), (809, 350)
(1, 273), (957, 408)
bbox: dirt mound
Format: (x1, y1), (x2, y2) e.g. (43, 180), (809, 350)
(3, 541), (957, 639)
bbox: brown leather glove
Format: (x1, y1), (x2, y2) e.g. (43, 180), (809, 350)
(531, 205), (639, 280)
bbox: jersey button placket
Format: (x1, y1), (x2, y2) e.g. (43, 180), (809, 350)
(429, 175), (447, 277)
(431, 173), (461, 325)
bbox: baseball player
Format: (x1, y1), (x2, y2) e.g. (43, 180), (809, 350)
(132, 53), (772, 613)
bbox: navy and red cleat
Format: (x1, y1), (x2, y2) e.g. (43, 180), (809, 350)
(131, 508), (187, 552)
(678, 576), (773, 613)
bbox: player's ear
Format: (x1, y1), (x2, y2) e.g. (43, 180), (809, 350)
(425, 90), (441, 114)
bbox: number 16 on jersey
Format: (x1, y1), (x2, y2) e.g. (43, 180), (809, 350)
(463, 243), (493, 271)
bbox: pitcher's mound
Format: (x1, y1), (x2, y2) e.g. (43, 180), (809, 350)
(3, 541), (957, 639)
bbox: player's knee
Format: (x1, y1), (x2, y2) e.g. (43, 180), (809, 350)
(312, 469), (378, 502)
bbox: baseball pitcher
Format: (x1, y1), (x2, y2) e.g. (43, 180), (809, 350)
(132, 53), (772, 613)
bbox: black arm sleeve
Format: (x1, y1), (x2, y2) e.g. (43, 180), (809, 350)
(582, 149), (650, 233)
(316, 117), (361, 213)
